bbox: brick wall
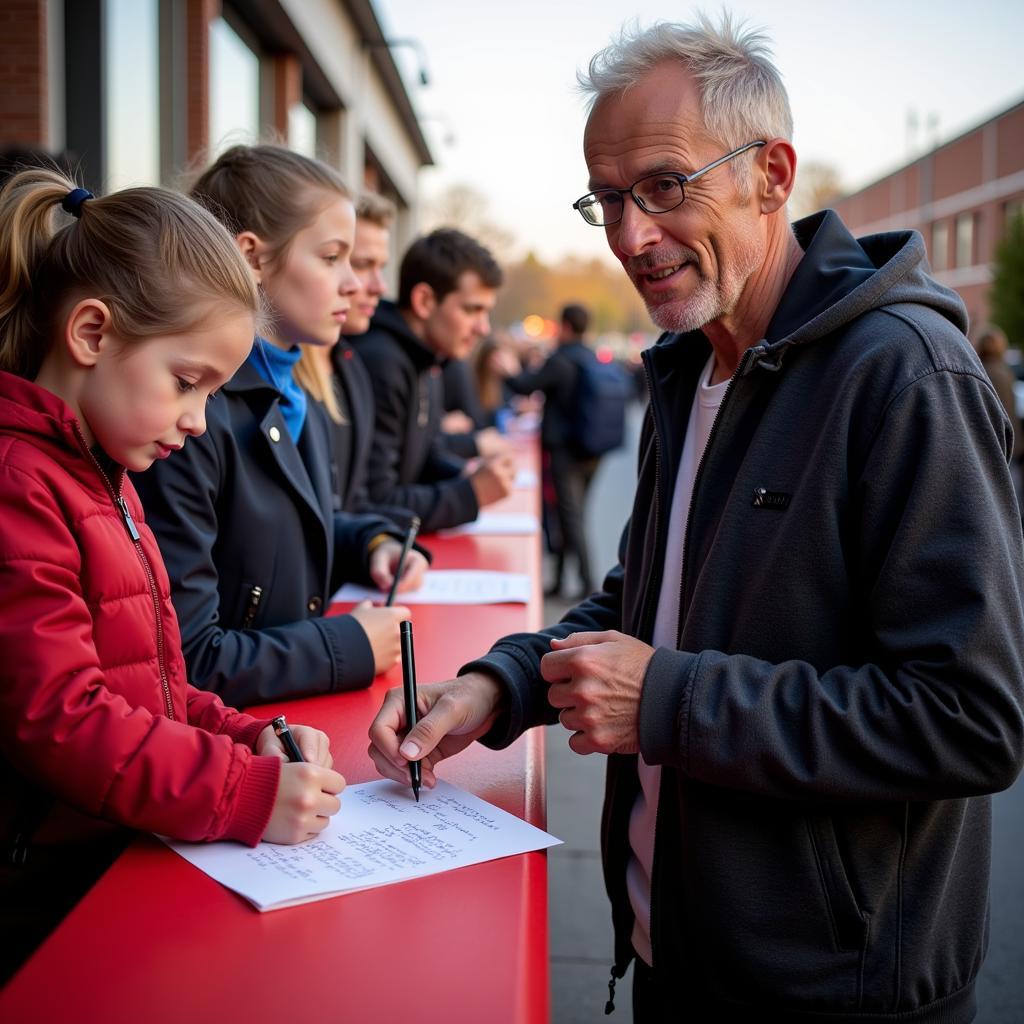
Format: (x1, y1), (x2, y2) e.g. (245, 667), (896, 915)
(0, 0), (47, 145)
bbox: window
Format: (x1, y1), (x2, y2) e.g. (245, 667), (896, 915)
(105, 0), (160, 189)
(930, 221), (949, 271)
(209, 17), (261, 156)
(1005, 199), (1024, 230)
(955, 212), (975, 268)
(289, 102), (318, 158)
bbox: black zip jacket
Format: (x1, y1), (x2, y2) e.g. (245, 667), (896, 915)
(352, 301), (479, 534)
(463, 211), (1024, 1021)
(134, 354), (403, 706)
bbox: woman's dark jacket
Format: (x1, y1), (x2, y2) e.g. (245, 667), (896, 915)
(353, 301), (479, 533)
(134, 354), (402, 707)
(463, 211), (1024, 1022)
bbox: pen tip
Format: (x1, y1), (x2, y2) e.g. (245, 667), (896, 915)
(414, 789), (420, 802)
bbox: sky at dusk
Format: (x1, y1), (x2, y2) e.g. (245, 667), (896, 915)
(375, 0), (1024, 264)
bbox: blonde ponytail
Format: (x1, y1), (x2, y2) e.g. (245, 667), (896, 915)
(0, 168), (76, 376)
(0, 168), (261, 380)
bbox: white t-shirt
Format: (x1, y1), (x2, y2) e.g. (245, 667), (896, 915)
(627, 353), (727, 967)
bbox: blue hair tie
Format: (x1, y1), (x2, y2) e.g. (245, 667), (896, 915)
(61, 188), (93, 219)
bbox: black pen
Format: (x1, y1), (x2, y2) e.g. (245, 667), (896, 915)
(385, 515), (421, 607)
(271, 715), (304, 763)
(399, 619), (421, 801)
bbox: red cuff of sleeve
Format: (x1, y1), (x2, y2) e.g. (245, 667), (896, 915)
(219, 713), (273, 750)
(222, 755), (280, 846)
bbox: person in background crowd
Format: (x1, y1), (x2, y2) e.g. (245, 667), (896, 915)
(0, 169), (342, 981)
(974, 322), (1024, 504)
(135, 145), (426, 709)
(471, 333), (521, 430)
(353, 228), (517, 533)
(369, 14), (1024, 1022)
(504, 303), (603, 598)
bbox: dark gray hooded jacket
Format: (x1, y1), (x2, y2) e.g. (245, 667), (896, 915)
(466, 210), (1024, 1022)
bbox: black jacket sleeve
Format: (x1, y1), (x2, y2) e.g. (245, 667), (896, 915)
(361, 344), (479, 533)
(135, 427), (376, 707)
(462, 522), (629, 748)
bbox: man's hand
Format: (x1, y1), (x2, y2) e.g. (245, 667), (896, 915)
(367, 671), (506, 789)
(368, 539), (428, 594)
(470, 452), (517, 507)
(256, 723), (333, 767)
(542, 631), (655, 755)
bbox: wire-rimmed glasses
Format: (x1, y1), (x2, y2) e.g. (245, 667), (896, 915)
(572, 141), (766, 227)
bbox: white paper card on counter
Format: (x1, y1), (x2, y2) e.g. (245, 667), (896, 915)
(161, 780), (561, 912)
(439, 513), (539, 536)
(331, 570), (531, 606)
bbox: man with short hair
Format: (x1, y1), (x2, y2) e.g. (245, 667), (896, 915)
(354, 228), (516, 533)
(370, 15), (1024, 1021)
(504, 302), (604, 598)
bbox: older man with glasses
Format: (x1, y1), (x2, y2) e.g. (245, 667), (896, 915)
(370, 14), (1024, 1022)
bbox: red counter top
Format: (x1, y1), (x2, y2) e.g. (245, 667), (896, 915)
(0, 441), (548, 1024)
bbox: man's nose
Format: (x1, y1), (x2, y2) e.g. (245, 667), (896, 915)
(369, 268), (387, 296)
(612, 197), (663, 257)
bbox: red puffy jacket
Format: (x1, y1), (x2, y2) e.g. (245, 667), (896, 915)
(0, 372), (280, 850)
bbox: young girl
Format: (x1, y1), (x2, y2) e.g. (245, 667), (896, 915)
(134, 145), (427, 708)
(0, 169), (345, 979)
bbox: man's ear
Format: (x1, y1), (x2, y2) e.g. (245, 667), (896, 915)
(408, 281), (437, 322)
(235, 231), (268, 285)
(64, 298), (115, 368)
(757, 138), (797, 215)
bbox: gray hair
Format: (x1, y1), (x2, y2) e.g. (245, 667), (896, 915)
(579, 12), (793, 151)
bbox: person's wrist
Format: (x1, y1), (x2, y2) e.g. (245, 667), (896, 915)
(365, 532), (394, 556)
(460, 670), (507, 716)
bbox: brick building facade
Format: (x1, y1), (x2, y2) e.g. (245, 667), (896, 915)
(833, 98), (1024, 332)
(0, 0), (433, 272)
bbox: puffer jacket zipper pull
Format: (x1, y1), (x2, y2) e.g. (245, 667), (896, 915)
(115, 495), (141, 541)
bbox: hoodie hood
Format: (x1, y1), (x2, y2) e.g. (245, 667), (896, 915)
(364, 299), (438, 371)
(761, 210), (968, 366)
(649, 209), (968, 374)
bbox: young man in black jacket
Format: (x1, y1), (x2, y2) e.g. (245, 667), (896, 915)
(369, 15), (1024, 1024)
(353, 229), (517, 534)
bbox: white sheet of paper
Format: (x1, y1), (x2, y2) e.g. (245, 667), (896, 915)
(161, 780), (561, 912)
(331, 569), (531, 606)
(514, 469), (539, 489)
(440, 513), (540, 537)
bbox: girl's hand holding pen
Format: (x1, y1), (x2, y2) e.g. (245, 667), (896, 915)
(262, 762), (346, 845)
(368, 540), (428, 595)
(256, 723), (333, 767)
(350, 600), (412, 675)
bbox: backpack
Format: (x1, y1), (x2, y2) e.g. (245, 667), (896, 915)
(562, 346), (631, 457)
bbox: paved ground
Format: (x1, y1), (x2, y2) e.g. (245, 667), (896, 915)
(543, 401), (1024, 1023)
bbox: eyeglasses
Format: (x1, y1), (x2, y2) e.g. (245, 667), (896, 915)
(572, 141), (766, 227)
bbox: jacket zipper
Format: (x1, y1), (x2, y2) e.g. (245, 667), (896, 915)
(74, 427), (175, 721)
(241, 585), (263, 629)
(644, 344), (764, 978)
(603, 357), (671, 1005)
